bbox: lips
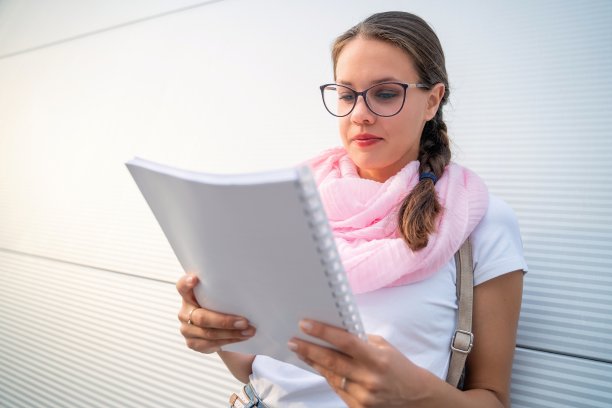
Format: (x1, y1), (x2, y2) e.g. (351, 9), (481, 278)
(351, 133), (383, 147)
(351, 133), (383, 142)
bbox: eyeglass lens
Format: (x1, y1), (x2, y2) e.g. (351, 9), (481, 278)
(321, 83), (406, 117)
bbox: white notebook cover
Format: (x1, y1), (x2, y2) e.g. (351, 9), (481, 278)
(126, 157), (365, 373)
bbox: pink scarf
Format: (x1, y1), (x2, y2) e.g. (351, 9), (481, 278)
(309, 147), (489, 294)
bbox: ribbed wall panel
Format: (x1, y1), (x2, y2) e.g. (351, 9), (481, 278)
(0, 251), (241, 407)
(448, 0), (612, 365)
(1, 0), (611, 406)
(511, 348), (612, 408)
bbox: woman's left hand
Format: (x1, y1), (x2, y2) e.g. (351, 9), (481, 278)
(289, 320), (431, 407)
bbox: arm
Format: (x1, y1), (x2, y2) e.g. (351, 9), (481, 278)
(289, 270), (524, 407)
(217, 351), (256, 384)
(413, 269), (524, 407)
(462, 269), (524, 405)
(176, 274), (256, 384)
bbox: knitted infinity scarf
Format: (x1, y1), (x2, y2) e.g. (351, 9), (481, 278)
(309, 147), (489, 295)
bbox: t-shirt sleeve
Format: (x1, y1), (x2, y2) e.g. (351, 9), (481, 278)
(471, 194), (528, 286)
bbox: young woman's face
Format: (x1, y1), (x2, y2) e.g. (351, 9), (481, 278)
(334, 37), (443, 182)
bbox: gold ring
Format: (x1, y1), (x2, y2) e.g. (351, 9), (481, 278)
(188, 307), (198, 325)
(340, 376), (347, 391)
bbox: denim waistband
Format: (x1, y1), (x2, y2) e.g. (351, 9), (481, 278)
(229, 383), (269, 408)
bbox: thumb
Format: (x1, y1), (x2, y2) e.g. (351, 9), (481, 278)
(176, 273), (201, 306)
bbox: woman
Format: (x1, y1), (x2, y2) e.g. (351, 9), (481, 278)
(177, 11), (526, 407)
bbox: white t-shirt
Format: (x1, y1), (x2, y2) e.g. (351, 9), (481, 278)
(248, 194), (528, 407)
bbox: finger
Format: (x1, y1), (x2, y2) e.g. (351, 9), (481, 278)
(306, 356), (351, 388)
(298, 354), (366, 407)
(335, 391), (360, 408)
(298, 320), (375, 363)
(335, 385), (367, 408)
(183, 307), (251, 331)
(290, 337), (367, 381)
(180, 322), (256, 341)
(176, 273), (200, 305)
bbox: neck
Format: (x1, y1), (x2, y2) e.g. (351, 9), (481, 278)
(357, 166), (397, 182)
(357, 153), (419, 182)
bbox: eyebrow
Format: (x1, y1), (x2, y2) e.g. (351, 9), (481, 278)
(337, 77), (400, 86)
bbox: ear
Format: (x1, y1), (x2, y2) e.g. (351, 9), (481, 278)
(424, 83), (445, 121)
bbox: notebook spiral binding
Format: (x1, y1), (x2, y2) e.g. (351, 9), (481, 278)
(296, 166), (366, 340)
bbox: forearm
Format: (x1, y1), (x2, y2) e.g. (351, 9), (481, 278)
(416, 367), (507, 408)
(217, 351), (256, 384)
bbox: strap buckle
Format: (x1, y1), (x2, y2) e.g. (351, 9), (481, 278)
(451, 329), (474, 354)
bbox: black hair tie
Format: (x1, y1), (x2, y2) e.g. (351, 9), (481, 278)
(419, 172), (438, 184)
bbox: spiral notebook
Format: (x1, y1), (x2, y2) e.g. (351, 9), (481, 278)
(126, 157), (365, 373)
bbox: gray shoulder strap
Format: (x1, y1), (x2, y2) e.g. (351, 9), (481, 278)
(446, 238), (474, 388)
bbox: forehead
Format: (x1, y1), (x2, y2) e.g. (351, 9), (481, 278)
(335, 37), (418, 85)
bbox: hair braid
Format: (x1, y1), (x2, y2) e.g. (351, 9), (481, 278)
(398, 110), (451, 250)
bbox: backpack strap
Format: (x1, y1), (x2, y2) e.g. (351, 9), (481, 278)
(446, 238), (474, 388)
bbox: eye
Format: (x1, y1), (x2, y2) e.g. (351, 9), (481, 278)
(374, 89), (399, 101)
(338, 92), (355, 102)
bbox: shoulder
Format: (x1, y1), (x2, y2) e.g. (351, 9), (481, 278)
(470, 193), (528, 285)
(477, 194), (520, 233)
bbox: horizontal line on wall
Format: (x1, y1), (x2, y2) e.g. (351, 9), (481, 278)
(0, 247), (173, 285)
(515, 344), (612, 365)
(0, 0), (226, 60)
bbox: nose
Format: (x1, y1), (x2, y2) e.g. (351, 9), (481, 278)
(350, 95), (376, 125)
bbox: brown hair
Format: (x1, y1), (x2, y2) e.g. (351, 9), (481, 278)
(332, 11), (451, 251)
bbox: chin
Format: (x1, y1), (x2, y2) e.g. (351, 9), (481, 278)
(348, 153), (389, 173)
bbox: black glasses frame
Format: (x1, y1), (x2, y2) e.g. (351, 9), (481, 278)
(319, 81), (430, 117)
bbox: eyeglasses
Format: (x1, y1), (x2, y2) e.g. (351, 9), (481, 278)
(319, 82), (429, 117)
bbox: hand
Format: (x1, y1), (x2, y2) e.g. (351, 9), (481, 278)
(289, 320), (431, 407)
(176, 273), (256, 354)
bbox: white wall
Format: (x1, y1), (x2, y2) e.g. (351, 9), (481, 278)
(1, 1), (611, 407)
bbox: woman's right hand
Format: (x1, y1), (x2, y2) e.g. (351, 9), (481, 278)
(176, 273), (256, 354)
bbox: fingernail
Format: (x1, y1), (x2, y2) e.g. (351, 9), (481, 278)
(234, 320), (248, 329)
(287, 341), (298, 351)
(241, 329), (254, 337)
(299, 320), (313, 333)
(186, 275), (195, 285)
